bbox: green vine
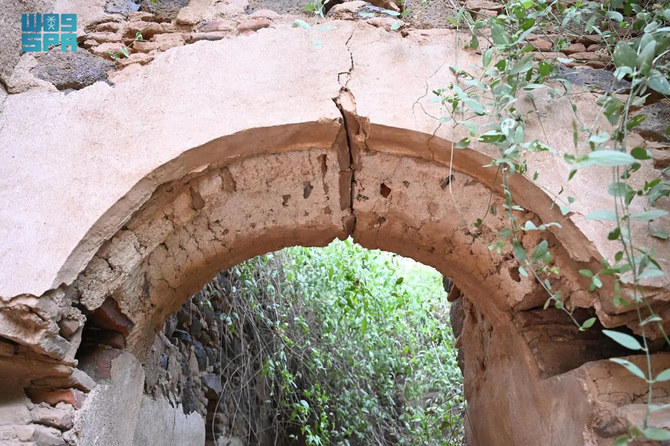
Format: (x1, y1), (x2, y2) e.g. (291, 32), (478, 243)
(441, 1), (670, 443)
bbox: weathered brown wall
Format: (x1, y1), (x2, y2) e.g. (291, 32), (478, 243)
(2, 140), (668, 444)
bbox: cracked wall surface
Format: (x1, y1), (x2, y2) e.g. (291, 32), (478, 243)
(1, 14), (670, 446)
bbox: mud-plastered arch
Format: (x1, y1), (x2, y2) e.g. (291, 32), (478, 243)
(65, 114), (660, 445)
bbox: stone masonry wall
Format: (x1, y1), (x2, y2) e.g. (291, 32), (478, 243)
(142, 269), (273, 446)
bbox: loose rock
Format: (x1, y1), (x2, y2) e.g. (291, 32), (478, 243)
(30, 50), (115, 91)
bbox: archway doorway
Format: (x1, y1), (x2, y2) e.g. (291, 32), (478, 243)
(64, 141), (624, 445)
(2, 24), (667, 444)
(130, 239), (466, 445)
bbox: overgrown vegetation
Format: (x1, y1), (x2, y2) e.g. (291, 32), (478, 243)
(217, 239), (464, 445)
(434, 0), (670, 443)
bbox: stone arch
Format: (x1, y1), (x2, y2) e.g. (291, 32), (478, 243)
(1, 21), (669, 446)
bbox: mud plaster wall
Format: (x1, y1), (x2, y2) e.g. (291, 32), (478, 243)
(1, 121), (670, 445)
(3, 139), (666, 445)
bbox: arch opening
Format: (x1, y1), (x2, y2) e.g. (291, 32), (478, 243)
(60, 142), (644, 445)
(122, 239), (466, 446)
(5, 125), (669, 446)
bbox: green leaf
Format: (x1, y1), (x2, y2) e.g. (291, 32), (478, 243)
(592, 275), (602, 288)
(579, 269), (593, 278)
(630, 146), (651, 159)
(638, 266), (664, 279)
(638, 40), (656, 75)
(491, 22), (509, 46)
(460, 120), (478, 135)
(589, 132), (610, 144)
(626, 114), (647, 131)
(644, 21), (661, 33)
(610, 358), (646, 379)
(585, 209), (618, 221)
(538, 60), (553, 77)
(603, 330), (644, 351)
(651, 230), (669, 240)
(641, 315), (663, 326)
(304, 3), (315, 11)
(463, 97), (486, 115)
(523, 221), (538, 231)
(498, 228), (512, 238)
(631, 210), (669, 221)
(613, 435), (629, 446)
(599, 96), (624, 126)
(608, 182), (633, 197)
(390, 21), (403, 30)
(581, 317), (597, 330)
(586, 151), (636, 167)
(479, 131), (506, 143)
(510, 54), (535, 75)
(482, 48), (492, 67)
(455, 137), (470, 149)
(643, 428), (670, 441)
(512, 239), (526, 262)
(292, 19), (312, 29)
(381, 8), (401, 16)
(469, 34), (480, 50)
(530, 240), (548, 263)
(648, 69), (670, 95)
(655, 368), (670, 382)
(519, 266), (529, 277)
(607, 10), (624, 22)
(612, 41), (638, 68)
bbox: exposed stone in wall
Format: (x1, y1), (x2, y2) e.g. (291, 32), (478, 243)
(1, 0), (618, 93)
(30, 50), (116, 91)
(634, 101), (670, 171)
(143, 270), (278, 445)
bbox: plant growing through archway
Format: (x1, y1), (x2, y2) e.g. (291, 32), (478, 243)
(210, 239), (465, 445)
(435, 1), (670, 442)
